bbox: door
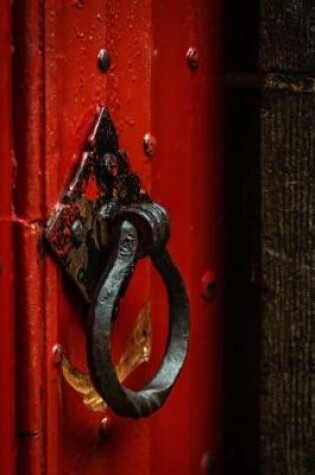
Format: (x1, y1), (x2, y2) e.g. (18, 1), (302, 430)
(6, 1), (223, 474)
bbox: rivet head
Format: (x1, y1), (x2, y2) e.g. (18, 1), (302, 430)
(52, 344), (64, 364)
(103, 153), (118, 176)
(200, 450), (216, 474)
(98, 48), (111, 72)
(201, 269), (217, 302)
(72, 219), (84, 245)
(98, 201), (120, 221)
(186, 47), (199, 70)
(143, 133), (157, 158)
(99, 416), (113, 439)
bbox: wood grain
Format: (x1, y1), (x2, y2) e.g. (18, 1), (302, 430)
(225, 1), (314, 473)
(260, 0), (315, 475)
(260, 3), (315, 473)
(261, 1), (315, 72)
(260, 91), (315, 475)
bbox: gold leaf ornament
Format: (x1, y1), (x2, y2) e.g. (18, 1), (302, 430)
(54, 300), (152, 412)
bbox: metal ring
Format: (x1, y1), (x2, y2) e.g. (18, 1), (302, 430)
(87, 219), (190, 418)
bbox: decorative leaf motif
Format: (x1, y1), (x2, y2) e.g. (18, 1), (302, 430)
(57, 300), (152, 412)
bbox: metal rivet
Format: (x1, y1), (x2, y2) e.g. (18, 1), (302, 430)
(186, 47), (199, 70)
(103, 153), (118, 176)
(98, 201), (120, 221)
(143, 133), (157, 158)
(52, 344), (64, 364)
(72, 219), (84, 245)
(99, 416), (113, 438)
(200, 450), (216, 475)
(201, 270), (217, 302)
(98, 49), (111, 72)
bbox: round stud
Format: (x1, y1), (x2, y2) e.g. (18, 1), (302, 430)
(52, 344), (64, 364)
(143, 133), (157, 158)
(103, 153), (118, 176)
(99, 416), (113, 439)
(98, 49), (111, 72)
(201, 269), (217, 302)
(72, 219), (84, 245)
(200, 450), (216, 475)
(186, 47), (199, 70)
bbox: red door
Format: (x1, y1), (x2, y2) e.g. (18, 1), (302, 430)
(2, 1), (223, 474)
(0, 3), (15, 474)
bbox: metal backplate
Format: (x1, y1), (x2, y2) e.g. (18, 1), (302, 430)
(46, 107), (149, 302)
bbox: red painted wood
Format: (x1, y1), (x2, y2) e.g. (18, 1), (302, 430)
(0, 3), (16, 474)
(43, 3), (154, 474)
(150, 1), (223, 473)
(12, 0), (44, 468)
(12, 0), (47, 472)
(12, 1), (223, 474)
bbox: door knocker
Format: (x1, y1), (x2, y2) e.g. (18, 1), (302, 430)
(46, 107), (190, 419)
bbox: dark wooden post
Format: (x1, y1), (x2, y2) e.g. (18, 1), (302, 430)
(260, 2), (315, 474)
(224, 1), (314, 474)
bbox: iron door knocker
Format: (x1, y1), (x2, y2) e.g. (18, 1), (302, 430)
(45, 107), (190, 419)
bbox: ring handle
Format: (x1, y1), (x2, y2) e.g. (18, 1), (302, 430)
(45, 109), (190, 419)
(87, 206), (190, 419)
